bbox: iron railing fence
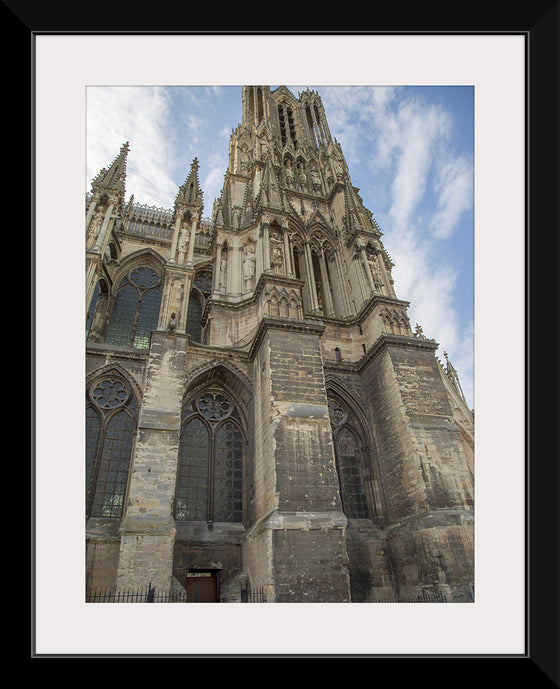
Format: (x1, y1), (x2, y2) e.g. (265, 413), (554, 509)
(240, 586), (267, 603)
(86, 586), (450, 603)
(86, 583), (267, 603)
(86, 584), (187, 603)
(373, 591), (448, 603)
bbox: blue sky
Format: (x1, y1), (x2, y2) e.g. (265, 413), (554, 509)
(86, 84), (474, 407)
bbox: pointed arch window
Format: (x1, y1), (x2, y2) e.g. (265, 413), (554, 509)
(175, 389), (244, 524)
(86, 375), (138, 518)
(105, 265), (162, 349)
(328, 396), (370, 519)
(186, 293), (203, 343)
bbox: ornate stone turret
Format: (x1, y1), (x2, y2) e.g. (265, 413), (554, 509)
(86, 142), (129, 251)
(175, 157), (204, 211)
(156, 158), (206, 335)
(169, 158), (204, 267)
(85, 142), (131, 317)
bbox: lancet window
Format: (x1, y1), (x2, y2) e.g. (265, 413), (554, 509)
(305, 101), (327, 147)
(104, 265), (163, 350)
(86, 373), (138, 518)
(327, 395), (370, 519)
(175, 388), (244, 525)
(186, 293), (203, 343)
(277, 101), (298, 148)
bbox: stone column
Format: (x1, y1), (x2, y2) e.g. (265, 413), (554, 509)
(229, 236), (242, 294)
(303, 242), (320, 311)
(85, 258), (100, 317)
(186, 216), (197, 265)
(318, 250), (335, 316)
(333, 249), (353, 317)
(378, 253), (396, 298)
(282, 228), (293, 276)
(212, 243), (222, 295)
(116, 331), (189, 591)
(93, 204), (114, 253)
(85, 198), (97, 232)
(262, 223), (271, 272)
(169, 216), (182, 263)
(359, 244), (376, 295)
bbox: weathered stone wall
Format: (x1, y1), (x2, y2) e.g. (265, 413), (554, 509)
(345, 523), (393, 601)
(387, 517), (474, 600)
(86, 535), (120, 590)
(387, 342), (473, 511)
(361, 344), (424, 523)
(359, 337), (474, 600)
(273, 527), (351, 602)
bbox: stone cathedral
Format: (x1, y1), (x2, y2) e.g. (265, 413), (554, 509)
(85, 85), (474, 603)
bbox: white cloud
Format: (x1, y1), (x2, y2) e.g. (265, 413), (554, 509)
(430, 155), (473, 239)
(86, 86), (177, 208)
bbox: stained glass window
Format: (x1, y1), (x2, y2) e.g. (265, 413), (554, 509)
(186, 294), (203, 343)
(175, 389), (244, 524)
(328, 396), (370, 519)
(194, 272), (213, 295)
(133, 287), (162, 349)
(86, 376), (137, 518)
(175, 417), (209, 521)
(214, 421), (243, 522)
(105, 266), (162, 349)
(335, 427), (369, 518)
(91, 410), (135, 517)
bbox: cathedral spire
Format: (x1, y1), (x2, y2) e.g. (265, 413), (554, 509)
(90, 141), (129, 212)
(175, 157), (204, 211)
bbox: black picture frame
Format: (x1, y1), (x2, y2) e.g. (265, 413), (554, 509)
(21, 1), (558, 680)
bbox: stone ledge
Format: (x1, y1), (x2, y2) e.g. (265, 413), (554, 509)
(386, 508), (474, 535)
(119, 514), (177, 536)
(247, 509), (347, 537)
(174, 521), (245, 544)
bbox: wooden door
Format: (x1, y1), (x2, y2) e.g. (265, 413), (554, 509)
(185, 571), (218, 602)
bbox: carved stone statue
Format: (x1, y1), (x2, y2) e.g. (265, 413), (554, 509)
(285, 159), (295, 187)
(219, 247), (228, 289)
(270, 230), (284, 274)
(258, 133), (269, 160)
(298, 164), (308, 190)
(177, 229), (189, 262)
(242, 244), (256, 289)
(310, 167), (321, 191)
(239, 144), (249, 175)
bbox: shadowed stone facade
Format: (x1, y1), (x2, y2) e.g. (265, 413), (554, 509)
(85, 86), (474, 602)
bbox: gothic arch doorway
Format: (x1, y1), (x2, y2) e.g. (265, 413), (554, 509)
(185, 569), (221, 603)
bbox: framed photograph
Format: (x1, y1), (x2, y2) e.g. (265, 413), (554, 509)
(24, 0), (558, 677)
